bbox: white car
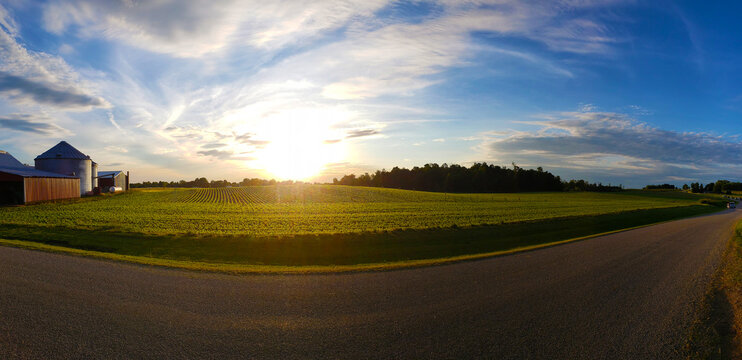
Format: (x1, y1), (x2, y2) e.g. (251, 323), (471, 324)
(728, 202), (736, 209)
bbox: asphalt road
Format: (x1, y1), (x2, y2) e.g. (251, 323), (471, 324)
(1, 209), (740, 359)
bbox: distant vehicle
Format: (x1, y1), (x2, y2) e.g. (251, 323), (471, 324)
(728, 202), (736, 209)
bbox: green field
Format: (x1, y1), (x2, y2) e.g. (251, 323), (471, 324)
(0, 185), (727, 270)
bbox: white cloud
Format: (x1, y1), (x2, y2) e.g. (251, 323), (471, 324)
(0, 113), (69, 135)
(578, 103), (598, 112)
(58, 43), (74, 55)
(42, 0), (388, 58)
(0, 21), (108, 110)
(0, 0), (634, 182)
(0, 71), (108, 109)
(104, 145), (128, 153)
(483, 112), (742, 184)
(314, 1), (618, 100)
(0, 4), (17, 35)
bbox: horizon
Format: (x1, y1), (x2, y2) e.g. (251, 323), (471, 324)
(1, 1), (742, 187)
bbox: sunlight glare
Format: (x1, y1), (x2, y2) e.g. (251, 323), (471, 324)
(252, 109), (347, 181)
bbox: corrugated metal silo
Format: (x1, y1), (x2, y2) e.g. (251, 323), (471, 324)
(34, 141), (93, 195)
(91, 161), (98, 189)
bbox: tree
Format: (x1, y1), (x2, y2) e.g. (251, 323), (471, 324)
(193, 177), (209, 188)
(329, 163), (615, 193)
(643, 184), (675, 190)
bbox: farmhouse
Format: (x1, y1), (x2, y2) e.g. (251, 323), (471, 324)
(98, 170), (130, 192)
(0, 150), (79, 205)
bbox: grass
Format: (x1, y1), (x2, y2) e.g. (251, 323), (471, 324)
(0, 185), (727, 270)
(0, 185), (723, 236)
(685, 219), (742, 359)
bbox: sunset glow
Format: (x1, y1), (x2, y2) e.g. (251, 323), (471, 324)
(249, 110), (347, 181)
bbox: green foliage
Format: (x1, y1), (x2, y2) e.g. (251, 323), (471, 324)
(0, 205), (718, 266)
(0, 185), (726, 267)
(333, 162), (565, 192)
(0, 185), (713, 237)
(643, 184), (676, 190)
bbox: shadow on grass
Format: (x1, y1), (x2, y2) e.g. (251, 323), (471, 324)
(0, 205), (720, 266)
(685, 243), (741, 359)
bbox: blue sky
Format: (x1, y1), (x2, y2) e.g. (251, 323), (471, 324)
(0, 0), (741, 187)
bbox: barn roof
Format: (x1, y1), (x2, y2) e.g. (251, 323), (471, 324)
(0, 150), (76, 178)
(98, 170), (123, 177)
(35, 141), (90, 160)
(0, 150), (25, 168)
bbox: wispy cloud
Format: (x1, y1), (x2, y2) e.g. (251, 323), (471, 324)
(0, 19), (108, 110)
(197, 149), (234, 159)
(0, 4), (17, 35)
(483, 111), (742, 184)
(0, 113), (67, 135)
(41, 0), (387, 57)
(0, 1), (637, 182)
(0, 71), (107, 109)
(234, 133), (271, 148)
(346, 129), (380, 138)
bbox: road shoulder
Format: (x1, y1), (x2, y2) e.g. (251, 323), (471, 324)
(685, 220), (742, 359)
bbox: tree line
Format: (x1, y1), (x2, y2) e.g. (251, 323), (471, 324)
(332, 163), (622, 193)
(131, 163), (627, 193)
(679, 180), (742, 194)
(130, 177), (303, 189)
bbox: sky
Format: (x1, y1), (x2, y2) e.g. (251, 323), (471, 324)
(0, 0), (741, 187)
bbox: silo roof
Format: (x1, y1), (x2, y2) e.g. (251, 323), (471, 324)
(35, 141), (91, 160)
(0, 150), (77, 178)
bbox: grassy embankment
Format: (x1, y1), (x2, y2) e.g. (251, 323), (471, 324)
(686, 220), (742, 359)
(0, 185), (727, 272)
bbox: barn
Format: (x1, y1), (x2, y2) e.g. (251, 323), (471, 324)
(35, 141), (96, 196)
(0, 150), (79, 205)
(98, 170), (129, 192)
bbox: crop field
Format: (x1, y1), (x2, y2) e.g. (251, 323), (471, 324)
(0, 185), (719, 236)
(0, 185), (726, 268)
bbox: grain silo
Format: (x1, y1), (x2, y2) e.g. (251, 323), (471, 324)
(35, 141), (94, 195)
(91, 161), (98, 189)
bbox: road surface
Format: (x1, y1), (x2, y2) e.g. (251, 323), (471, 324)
(1, 209), (739, 359)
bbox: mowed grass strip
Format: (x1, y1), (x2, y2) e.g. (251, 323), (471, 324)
(0, 185), (727, 269)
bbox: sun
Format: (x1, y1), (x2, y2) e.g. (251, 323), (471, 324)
(252, 115), (346, 181)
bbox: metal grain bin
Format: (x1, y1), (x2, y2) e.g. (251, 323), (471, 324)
(91, 161), (98, 189)
(35, 141), (94, 196)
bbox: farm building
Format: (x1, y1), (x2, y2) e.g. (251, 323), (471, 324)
(0, 150), (79, 205)
(98, 170), (129, 192)
(35, 141), (97, 196)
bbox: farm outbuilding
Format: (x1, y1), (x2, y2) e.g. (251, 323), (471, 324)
(35, 141), (95, 196)
(98, 170), (129, 192)
(0, 150), (79, 205)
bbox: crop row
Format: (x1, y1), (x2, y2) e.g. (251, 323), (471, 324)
(174, 185), (586, 204)
(180, 187), (277, 204)
(0, 185), (703, 238)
